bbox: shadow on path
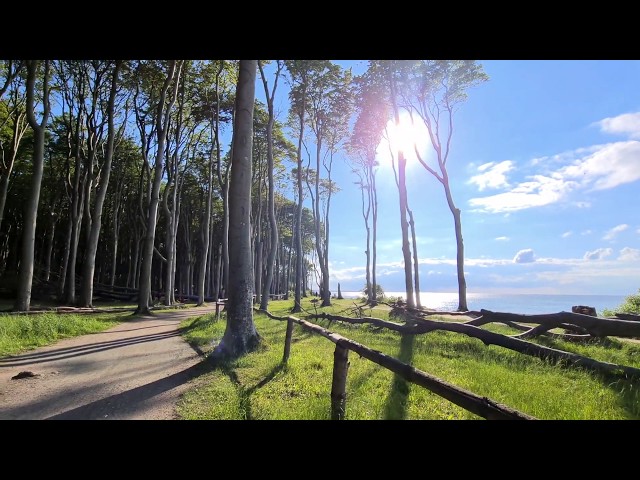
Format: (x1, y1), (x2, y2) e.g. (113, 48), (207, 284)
(46, 360), (215, 420)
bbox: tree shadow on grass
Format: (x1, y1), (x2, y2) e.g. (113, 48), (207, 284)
(210, 356), (287, 420)
(383, 332), (415, 420)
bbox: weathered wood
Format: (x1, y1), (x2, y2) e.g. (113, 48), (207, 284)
(283, 318), (294, 363)
(256, 309), (535, 420)
(312, 311), (640, 380)
(480, 309), (640, 338)
(614, 313), (640, 322)
(331, 344), (349, 420)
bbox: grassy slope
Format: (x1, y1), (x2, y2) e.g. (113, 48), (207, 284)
(178, 297), (640, 420)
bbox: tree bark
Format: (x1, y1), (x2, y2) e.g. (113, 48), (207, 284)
(136, 60), (182, 315)
(259, 60), (282, 311)
(14, 60), (51, 311)
(80, 61), (121, 307)
(213, 60), (260, 359)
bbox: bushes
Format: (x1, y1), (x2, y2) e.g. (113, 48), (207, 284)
(603, 289), (640, 317)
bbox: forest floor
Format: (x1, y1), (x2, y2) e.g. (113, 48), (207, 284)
(0, 304), (216, 420)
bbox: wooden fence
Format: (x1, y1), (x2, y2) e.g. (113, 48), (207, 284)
(257, 309), (536, 420)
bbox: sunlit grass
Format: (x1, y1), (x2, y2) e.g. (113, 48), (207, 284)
(178, 297), (640, 420)
(0, 312), (127, 357)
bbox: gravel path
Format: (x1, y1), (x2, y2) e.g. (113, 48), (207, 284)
(0, 305), (215, 420)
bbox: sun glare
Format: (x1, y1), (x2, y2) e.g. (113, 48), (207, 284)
(376, 112), (431, 170)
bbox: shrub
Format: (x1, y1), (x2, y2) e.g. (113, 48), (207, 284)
(603, 289), (640, 317)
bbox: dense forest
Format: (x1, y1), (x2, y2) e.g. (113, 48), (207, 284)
(0, 60), (486, 327)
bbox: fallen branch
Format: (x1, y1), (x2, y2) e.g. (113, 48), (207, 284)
(308, 311), (640, 380)
(479, 309), (640, 338)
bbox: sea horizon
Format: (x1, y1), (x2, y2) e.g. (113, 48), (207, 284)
(338, 291), (629, 315)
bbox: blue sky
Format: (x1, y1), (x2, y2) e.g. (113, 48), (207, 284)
(259, 60), (640, 296)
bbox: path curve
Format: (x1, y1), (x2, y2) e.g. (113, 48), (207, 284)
(0, 305), (216, 420)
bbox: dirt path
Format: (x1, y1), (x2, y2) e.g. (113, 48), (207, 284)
(0, 305), (216, 420)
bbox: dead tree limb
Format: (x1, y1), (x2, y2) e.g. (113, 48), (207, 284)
(308, 311), (640, 380)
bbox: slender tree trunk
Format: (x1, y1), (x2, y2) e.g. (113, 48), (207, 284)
(14, 60), (50, 311)
(80, 61), (121, 307)
(0, 110), (27, 231)
(136, 61), (182, 315)
(397, 153), (414, 308)
(214, 60), (260, 359)
(43, 214), (56, 282)
(59, 215), (72, 298)
(407, 207), (421, 309)
(371, 163), (378, 306)
(292, 83), (306, 313)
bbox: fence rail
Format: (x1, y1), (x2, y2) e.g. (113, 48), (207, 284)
(256, 308), (535, 420)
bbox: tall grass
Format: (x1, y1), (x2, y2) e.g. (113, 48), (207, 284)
(0, 312), (126, 357)
(178, 297), (640, 420)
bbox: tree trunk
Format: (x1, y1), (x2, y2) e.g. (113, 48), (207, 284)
(258, 60), (282, 311)
(14, 61), (50, 311)
(397, 153), (414, 308)
(292, 81), (306, 313)
(43, 214), (56, 282)
(408, 207), (421, 309)
(214, 60), (260, 359)
(136, 60), (182, 315)
(371, 162), (378, 306)
(80, 61), (121, 308)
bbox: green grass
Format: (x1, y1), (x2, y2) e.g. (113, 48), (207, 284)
(0, 311), (128, 357)
(177, 297), (640, 420)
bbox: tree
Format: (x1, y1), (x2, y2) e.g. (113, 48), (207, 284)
(213, 59), (260, 359)
(14, 60), (51, 311)
(258, 60), (283, 311)
(135, 60), (183, 315)
(404, 60), (488, 311)
(79, 60), (122, 307)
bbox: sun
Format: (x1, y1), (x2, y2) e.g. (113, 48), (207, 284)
(376, 111), (431, 170)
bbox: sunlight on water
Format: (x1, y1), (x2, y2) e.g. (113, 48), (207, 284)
(340, 291), (627, 315)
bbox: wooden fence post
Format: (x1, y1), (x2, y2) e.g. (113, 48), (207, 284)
(283, 318), (294, 363)
(331, 343), (350, 420)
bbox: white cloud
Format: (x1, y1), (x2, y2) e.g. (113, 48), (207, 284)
(470, 113), (640, 213)
(557, 141), (640, 191)
(581, 230), (592, 236)
(597, 112), (640, 138)
(561, 231), (573, 238)
(584, 248), (613, 260)
(495, 236), (510, 241)
(637, 228), (640, 234)
(603, 224), (628, 241)
(469, 175), (578, 213)
(618, 247), (640, 261)
(469, 160), (514, 191)
(513, 249), (535, 263)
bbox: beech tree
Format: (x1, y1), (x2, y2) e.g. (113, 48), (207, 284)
(214, 59), (260, 359)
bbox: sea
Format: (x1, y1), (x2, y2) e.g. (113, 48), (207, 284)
(339, 291), (629, 315)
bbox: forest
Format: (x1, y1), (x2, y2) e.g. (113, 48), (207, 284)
(0, 60), (486, 322)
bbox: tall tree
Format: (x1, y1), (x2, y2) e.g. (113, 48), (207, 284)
(79, 61), (122, 307)
(285, 61), (314, 312)
(404, 60), (488, 311)
(213, 59), (260, 359)
(135, 60), (183, 315)
(14, 60), (51, 311)
(258, 60), (283, 311)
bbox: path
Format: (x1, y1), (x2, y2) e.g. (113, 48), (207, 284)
(0, 305), (216, 420)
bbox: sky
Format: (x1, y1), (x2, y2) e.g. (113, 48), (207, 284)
(257, 60), (640, 296)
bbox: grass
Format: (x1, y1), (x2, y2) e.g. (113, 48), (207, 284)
(177, 296), (640, 420)
(0, 311), (128, 357)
